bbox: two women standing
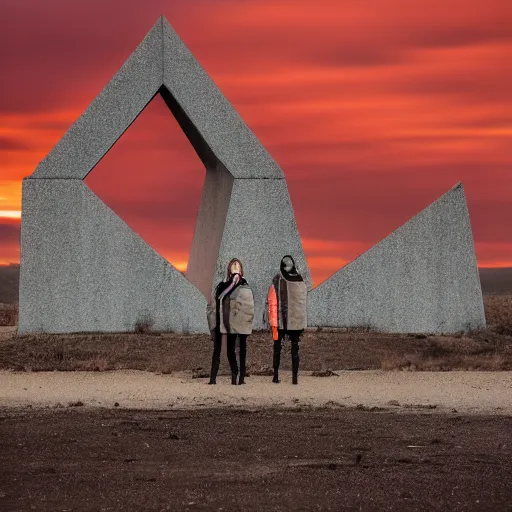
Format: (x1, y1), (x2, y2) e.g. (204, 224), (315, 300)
(206, 255), (307, 385)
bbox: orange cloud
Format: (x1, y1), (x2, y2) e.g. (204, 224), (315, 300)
(0, 0), (510, 284)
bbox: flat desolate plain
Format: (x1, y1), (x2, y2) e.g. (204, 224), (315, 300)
(0, 295), (510, 511)
(0, 325), (511, 374)
(0, 370), (511, 414)
(1, 407), (511, 511)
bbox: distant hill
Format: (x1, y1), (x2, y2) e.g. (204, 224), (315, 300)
(0, 264), (19, 304)
(0, 265), (511, 304)
(479, 268), (512, 295)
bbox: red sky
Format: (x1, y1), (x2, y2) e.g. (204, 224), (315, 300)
(0, 0), (511, 285)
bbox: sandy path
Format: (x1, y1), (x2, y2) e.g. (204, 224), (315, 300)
(0, 370), (511, 414)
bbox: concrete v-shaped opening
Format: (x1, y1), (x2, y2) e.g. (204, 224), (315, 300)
(21, 16), (311, 332)
(85, 92), (209, 274)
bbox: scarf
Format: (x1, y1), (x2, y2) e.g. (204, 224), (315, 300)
(215, 271), (248, 332)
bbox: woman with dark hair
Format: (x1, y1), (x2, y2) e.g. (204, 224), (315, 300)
(206, 258), (254, 385)
(267, 255), (308, 384)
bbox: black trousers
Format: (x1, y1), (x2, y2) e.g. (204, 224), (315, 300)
(273, 330), (301, 374)
(210, 332), (248, 379)
(227, 333), (247, 378)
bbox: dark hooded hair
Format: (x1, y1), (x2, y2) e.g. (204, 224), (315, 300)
(280, 255), (304, 282)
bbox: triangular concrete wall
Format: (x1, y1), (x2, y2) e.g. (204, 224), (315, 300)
(20, 16), (309, 333)
(19, 180), (208, 334)
(307, 184), (486, 333)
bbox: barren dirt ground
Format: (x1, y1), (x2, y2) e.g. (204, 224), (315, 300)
(1, 319), (511, 511)
(1, 407), (511, 511)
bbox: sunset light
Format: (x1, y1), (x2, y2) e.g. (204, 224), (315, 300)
(0, 0), (510, 283)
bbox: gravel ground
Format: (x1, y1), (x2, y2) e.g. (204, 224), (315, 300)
(1, 370), (511, 414)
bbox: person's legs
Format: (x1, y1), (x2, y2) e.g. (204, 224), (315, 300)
(238, 335), (247, 385)
(226, 333), (238, 384)
(272, 331), (285, 383)
(290, 331), (301, 385)
(209, 332), (222, 384)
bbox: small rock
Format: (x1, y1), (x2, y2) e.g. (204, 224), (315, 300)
(311, 370), (339, 377)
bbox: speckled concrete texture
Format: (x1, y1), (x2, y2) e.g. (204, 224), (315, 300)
(23, 17), (481, 336)
(19, 180), (208, 334)
(161, 18), (283, 179)
(188, 174), (311, 328)
(31, 19), (163, 180)
(20, 16), (307, 334)
(186, 163), (234, 299)
(308, 184), (486, 333)
(213, 179), (311, 329)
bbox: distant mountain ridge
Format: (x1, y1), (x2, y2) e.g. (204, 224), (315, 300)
(1, 264), (511, 304)
(479, 267), (512, 295)
(0, 264), (19, 304)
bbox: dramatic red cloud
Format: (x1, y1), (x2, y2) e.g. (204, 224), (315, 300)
(0, 0), (511, 284)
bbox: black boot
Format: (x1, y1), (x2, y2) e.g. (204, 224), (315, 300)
(208, 362), (218, 385)
(291, 337), (300, 385)
(273, 336), (282, 384)
(209, 333), (222, 384)
(238, 335), (247, 385)
(209, 359), (219, 384)
(231, 372), (238, 385)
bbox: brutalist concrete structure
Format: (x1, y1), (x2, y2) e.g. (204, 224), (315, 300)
(308, 184), (486, 333)
(20, 17), (484, 335)
(19, 16), (310, 333)
(20, 180), (207, 333)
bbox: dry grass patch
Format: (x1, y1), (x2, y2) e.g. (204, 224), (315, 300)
(484, 295), (512, 335)
(0, 296), (510, 373)
(0, 329), (510, 373)
(0, 303), (18, 326)
(381, 331), (512, 371)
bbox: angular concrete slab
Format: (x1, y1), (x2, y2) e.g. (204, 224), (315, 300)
(187, 176), (311, 329)
(31, 19), (163, 180)
(308, 183), (485, 333)
(25, 16), (483, 336)
(161, 18), (284, 179)
(19, 179), (208, 334)
(20, 16), (307, 334)
(186, 163), (234, 298)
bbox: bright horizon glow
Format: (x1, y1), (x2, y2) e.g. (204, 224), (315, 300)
(0, 1), (510, 278)
(0, 211), (21, 219)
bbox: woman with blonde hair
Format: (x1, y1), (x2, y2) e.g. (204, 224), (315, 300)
(206, 258), (254, 385)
